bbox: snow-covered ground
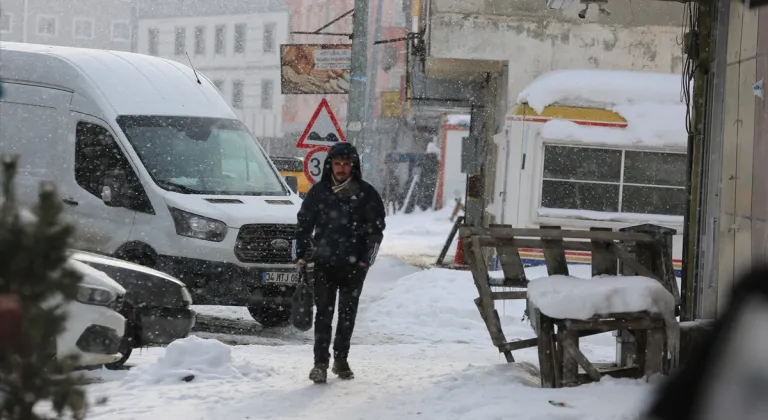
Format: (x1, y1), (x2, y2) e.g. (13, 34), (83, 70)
(74, 209), (663, 419)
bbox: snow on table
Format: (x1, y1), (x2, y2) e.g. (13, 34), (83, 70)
(526, 275), (676, 320)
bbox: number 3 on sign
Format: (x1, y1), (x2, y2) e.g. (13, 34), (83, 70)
(303, 148), (328, 185)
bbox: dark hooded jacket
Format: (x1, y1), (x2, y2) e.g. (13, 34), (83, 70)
(292, 143), (386, 267)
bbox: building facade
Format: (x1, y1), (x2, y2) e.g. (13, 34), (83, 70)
(0, 0), (134, 51)
(136, 0), (289, 150)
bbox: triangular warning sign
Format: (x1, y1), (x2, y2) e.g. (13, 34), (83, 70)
(296, 98), (347, 149)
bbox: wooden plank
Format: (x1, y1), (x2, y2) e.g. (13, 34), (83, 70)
(495, 245), (527, 283)
(474, 298), (514, 362)
(554, 329), (564, 388)
(561, 339), (601, 382)
(536, 310), (557, 388)
(590, 228), (617, 276)
(490, 291), (527, 300)
(562, 329), (579, 387)
(498, 337), (539, 352)
(460, 226), (657, 242)
(657, 233), (682, 306)
(489, 278), (528, 288)
(467, 236), (510, 351)
(477, 237), (593, 251)
(541, 225), (569, 276)
(609, 243), (659, 280)
(563, 317), (664, 332)
(644, 329), (665, 376)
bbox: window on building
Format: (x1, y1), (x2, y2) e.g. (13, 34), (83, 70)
(261, 79), (274, 110)
(234, 23), (246, 54)
(175, 27), (186, 55)
(0, 13), (13, 33)
(73, 18), (94, 40)
(148, 27), (159, 55)
(37, 16), (56, 36)
(215, 24), (226, 54)
(111, 20), (130, 41)
(213, 79), (225, 92)
(194, 26), (205, 55)
(232, 80), (244, 109)
(540, 145), (687, 216)
(263, 23), (276, 53)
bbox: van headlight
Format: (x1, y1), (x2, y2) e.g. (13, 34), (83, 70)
(77, 285), (117, 307)
(169, 207), (228, 242)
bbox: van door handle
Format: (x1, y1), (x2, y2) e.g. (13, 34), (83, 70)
(62, 197), (79, 206)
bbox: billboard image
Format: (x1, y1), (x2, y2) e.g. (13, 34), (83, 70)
(280, 44), (352, 95)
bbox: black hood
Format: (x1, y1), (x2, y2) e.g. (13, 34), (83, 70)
(321, 142), (363, 182)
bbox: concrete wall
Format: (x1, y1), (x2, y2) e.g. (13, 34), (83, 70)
(428, 14), (685, 109)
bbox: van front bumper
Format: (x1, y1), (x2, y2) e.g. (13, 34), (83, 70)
(156, 255), (298, 306)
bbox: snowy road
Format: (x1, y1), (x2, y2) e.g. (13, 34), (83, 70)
(75, 209), (662, 419)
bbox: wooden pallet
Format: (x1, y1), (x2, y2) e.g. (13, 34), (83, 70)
(460, 224), (681, 386)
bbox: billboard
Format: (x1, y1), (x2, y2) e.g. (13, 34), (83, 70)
(280, 44), (352, 95)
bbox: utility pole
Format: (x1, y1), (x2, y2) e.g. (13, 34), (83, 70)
(346, 0), (370, 151)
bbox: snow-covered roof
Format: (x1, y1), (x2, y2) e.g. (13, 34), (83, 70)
(0, 42), (237, 119)
(446, 114), (470, 127)
(516, 69), (684, 112)
(516, 69), (688, 150)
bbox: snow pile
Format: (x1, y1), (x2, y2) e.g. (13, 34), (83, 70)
(517, 69), (683, 112)
(519, 69), (688, 148)
(121, 336), (267, 388)
(527, 275), (675, 320)
(379, 207), (459, 264)
(446, 114), (470, 127)
(359, 267), (534, 345)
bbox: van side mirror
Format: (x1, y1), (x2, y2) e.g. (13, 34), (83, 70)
(102, 169), (131, 208)
(284, 175), (299, 193)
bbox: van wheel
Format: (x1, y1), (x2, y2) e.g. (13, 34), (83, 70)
(122, 251), (156, 269)
(104, 325), (134, 370)
(248, 305), (291, 328)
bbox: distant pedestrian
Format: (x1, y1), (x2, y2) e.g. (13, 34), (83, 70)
(293, 142), (386, 384)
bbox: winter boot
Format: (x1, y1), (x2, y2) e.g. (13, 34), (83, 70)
(332, 358), (354, 380)
(309, 363), (328, 384)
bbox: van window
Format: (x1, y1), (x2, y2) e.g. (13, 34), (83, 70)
(116, 115), (288, 196)
(74, 122), (154, 214)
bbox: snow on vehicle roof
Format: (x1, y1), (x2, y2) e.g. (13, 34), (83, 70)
(0, 42), (236, 119)
(517, 69), (688, 150)
(516, 69), (684, 112)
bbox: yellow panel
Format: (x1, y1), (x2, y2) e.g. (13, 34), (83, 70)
(509, 104), (627, 127)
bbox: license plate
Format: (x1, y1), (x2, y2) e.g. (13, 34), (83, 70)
(262, 271), (300, 284)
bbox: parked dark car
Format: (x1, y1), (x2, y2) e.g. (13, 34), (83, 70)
(69, 251), (196, 369)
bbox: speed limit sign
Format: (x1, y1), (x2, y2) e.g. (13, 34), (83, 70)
(303, 147), (328, 185)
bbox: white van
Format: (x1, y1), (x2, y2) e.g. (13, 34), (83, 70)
(0, 42), (303, 327)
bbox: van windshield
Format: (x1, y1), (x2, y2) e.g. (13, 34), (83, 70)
(116, 116), (288, 196)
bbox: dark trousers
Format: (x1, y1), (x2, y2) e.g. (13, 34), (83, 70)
(312, 263), (367, 365)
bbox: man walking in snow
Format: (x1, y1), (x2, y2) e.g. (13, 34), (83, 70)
(293, 142), (386, 384)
